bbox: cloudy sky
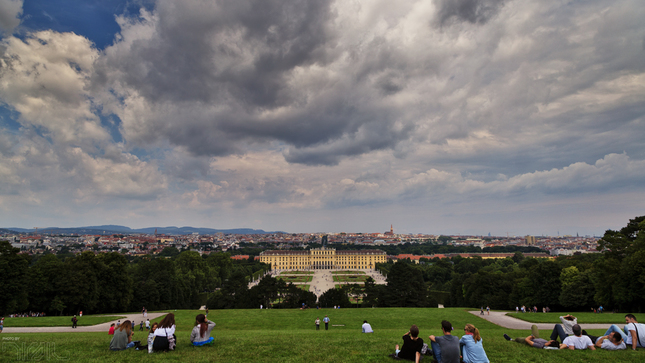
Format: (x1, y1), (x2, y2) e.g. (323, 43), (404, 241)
(0, 0), (643, 236)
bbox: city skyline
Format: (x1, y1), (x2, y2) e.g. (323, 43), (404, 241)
(0, 1), (643, 236)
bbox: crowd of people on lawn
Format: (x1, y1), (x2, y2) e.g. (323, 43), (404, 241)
(109, 312), (216, 353)
(104, 308), (643, 359)
(503, 313), (644, 352)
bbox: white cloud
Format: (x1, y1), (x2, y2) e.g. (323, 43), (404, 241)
(0, 0), (22, 33)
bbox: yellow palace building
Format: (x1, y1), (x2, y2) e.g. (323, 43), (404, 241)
(259, 247), (387, 270)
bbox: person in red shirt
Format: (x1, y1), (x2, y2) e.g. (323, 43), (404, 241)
(108, 323), (115, 335)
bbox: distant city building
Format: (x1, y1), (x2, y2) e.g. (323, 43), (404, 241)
(259, 247), (386, 270)
(525, 235), (535, 245)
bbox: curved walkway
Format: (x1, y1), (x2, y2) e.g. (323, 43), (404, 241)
(469, 311), (612, 330)
(3, 312), (167, 334)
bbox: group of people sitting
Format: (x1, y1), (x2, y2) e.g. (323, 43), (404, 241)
(503, 313), (644, 352)
(109, 313), (217, 352)
(392, 320), (489, 363)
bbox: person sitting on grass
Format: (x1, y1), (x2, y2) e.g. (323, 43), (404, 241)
(602, 314), (644, 351)
(503, 324), (560, 349)
(146, 322), (158, 353)
(460, 324), (489, 363)
(190, 314), (216, 346)
(392, 324), (424, 363)
(109, 320), (137, 350)
(549, 314), (576, 342)
(429, 320), (460, 363)
(559, 324), (595, 350)
(108, 323), (115, 335)
(153, 313), (177, 351)
(362, 320), (373, 333)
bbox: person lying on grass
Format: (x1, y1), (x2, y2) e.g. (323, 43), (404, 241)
(503, 324), (560, 349)
(393, 325), (424, 363)
(550, 314), (576, 342)
(190, 314), (216, 346)
(559, 324), (594, 350)
(582, 331), (626, 350)
(603, 314), (645, 351)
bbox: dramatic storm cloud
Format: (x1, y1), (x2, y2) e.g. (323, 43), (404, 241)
(0, 0), (643, 235)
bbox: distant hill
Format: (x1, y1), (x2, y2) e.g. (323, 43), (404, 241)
(2, 225), (283, 235)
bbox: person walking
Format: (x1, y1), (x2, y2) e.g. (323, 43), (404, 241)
(315, 317), (320, 330)
(71, 315), (78, 328)
(323, 315), (330, 330)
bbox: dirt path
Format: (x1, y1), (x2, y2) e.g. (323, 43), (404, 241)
(468, 310), (613, 331)
(2, 312), (167, 334)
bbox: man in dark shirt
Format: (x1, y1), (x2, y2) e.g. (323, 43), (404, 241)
(394, 324), (424, 363)
(429, 320), (460, 363)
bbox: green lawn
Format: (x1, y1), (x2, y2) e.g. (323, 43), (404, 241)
(277, 275), (313, 283)
(279, 271), (314, 275)
(297, 285), (310, 291)
(2, 308), (643, 362)
(507, 312), (637, 324)
(3, 315), (126, 327)
(336, 284), (365, 289)
(333, 275), (369, 282)
(332, 271), (366, 275)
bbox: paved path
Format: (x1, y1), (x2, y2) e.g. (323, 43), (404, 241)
(3, 312), (167, 334)
(469, 311), (612, 331)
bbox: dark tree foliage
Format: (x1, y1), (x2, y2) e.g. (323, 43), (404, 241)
(0, 241), (30, 315)
(383, 261), (427, 307)
(319, 286), (351, 308)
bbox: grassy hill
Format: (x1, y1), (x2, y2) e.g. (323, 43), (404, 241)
(3, 308), (643, 362)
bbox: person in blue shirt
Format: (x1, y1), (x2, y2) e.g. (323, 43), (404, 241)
(460, 324), (489, 363)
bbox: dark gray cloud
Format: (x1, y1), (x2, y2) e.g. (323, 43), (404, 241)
(435, 0), (506, 26)
(99, 0), (334, 107)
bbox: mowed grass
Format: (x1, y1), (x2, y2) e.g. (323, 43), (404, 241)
(279, 271), (314, 275)
(2, 308), (643, 363)
(277, 275), (313, 283)
(507, 312), (637, 324)
(332, 271), (366, 275)
(3, 315), (126, 327)
(333, 275), (369, 282)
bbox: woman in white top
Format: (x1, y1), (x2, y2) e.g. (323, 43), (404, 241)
(152, 313), (176, 351)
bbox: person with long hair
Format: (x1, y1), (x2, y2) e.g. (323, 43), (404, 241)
(153, 313), (177, 351)
(146, 322), (158, 353)
(190, 313), (216, 346)
(109, 320), (136, 350)
(460, 324), (489, 363)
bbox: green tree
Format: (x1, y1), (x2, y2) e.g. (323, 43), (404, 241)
(384, 261), (427, 307)
(0, 241), (30, 314)
(319, 286), (350, 308)
(559, 266), (595, 309)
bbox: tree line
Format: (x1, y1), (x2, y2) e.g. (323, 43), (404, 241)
(0, 247), (271, 315)
(346, 216), (644, 312)
(1, 216), (643, 315)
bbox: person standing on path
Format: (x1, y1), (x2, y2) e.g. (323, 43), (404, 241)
(486, 306), (490, 315)
(323, 315), (330, 330)
(71, 315), (78, 328)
